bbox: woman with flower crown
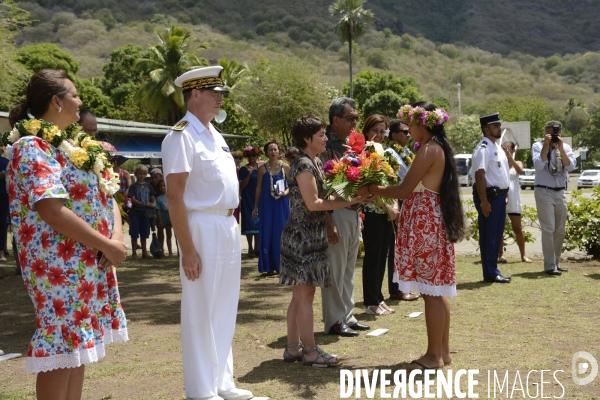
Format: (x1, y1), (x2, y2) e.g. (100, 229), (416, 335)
(357, 101), (465, 372)
(4, 69), (127, 399)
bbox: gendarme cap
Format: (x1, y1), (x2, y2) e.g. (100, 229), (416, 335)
(479, 112), (502, 128)
(175, 66), (229, 93)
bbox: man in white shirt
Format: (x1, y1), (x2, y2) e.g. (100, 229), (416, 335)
(162, 66), (253, 400)
(531, 121), (576, 276)
(471, 113), (511, 283)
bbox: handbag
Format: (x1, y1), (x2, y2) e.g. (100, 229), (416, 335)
(146, 210), (163, 259)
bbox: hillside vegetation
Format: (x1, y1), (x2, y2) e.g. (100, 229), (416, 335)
(18, 0), (600, 57)
(11, 5), (600, 118)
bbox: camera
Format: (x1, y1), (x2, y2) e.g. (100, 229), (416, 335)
(551, 124), (560, 143)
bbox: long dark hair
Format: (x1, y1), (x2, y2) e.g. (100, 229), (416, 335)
(413, 101), (465, 243)
(9, 69), (69, 127)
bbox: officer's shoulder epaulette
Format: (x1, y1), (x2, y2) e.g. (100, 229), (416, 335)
(480, 142), (487, 148)
(171, 120), (189, 131)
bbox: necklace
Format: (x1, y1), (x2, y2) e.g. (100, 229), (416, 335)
(2, 119), (120, 194)
(268, 161), (284, 199)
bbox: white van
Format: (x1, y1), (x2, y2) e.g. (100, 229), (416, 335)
(454, 154), (473, 186)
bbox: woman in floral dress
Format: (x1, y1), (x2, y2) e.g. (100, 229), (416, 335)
(5, 69), (127, 399)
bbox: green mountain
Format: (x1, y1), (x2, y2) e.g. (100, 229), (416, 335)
(19, 0), (600, 56)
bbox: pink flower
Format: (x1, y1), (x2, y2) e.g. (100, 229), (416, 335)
(323, 160), (334, 175)
(346, 166), (360, 182)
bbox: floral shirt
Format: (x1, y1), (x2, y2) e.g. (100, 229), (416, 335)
(8, 136), (127, 373)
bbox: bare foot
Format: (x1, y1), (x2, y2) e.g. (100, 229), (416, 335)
(131, 254), (138, 260)
(365, 305), (391, 316)
(404, 356), (443, 372)
(141, 254), (152, 259)
(498, 256), (508, 263)
(442, 353), (452, 365)
(379, 302), (396, 314)
(521, 256), (532, 263)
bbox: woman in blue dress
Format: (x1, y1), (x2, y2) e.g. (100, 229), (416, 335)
(239, 146), (261, 257)
(252, 141), (290, 274)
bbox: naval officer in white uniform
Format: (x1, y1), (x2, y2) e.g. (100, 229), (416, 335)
(162, 66), (253, 400)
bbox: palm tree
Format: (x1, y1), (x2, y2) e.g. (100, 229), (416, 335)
(329, 0), (374, 98)
(218, 57), (250, 91)
(134, 25), (208, 125)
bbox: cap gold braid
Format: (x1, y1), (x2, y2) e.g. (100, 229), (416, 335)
(182, 76), (224, 91)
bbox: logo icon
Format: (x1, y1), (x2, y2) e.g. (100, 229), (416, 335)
(572, 351), (598, 385)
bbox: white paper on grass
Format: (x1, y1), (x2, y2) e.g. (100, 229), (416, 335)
(408, 312), (423, 318)
(366, 328), (389, 337)
(0, 353), (22, 361)
(252, 398), (271, 400)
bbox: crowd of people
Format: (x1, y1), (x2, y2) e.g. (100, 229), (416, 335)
(2, 64), (578, 400)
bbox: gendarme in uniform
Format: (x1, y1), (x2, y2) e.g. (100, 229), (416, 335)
(471, 112), (510, 283)
(161, 66), (252, 400)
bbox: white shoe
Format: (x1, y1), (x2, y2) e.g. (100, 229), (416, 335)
(218, 388), (253, 400)
(187, 396), (224, 400)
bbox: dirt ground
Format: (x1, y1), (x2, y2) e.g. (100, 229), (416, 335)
(1, 254), (600, 399)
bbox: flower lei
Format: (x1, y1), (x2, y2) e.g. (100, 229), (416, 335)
(243, 145), (261, 158)
(2, 119), (120, 195)
(387, 141), (414, 167)
(550, 149), (563, 174)
(397, 104), (450, 129)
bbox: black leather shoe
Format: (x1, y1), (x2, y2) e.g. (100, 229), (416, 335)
(349, 322), (370, 331)
(485, 275), (511, 283)
(557, 266), (568, 272)
(545, 268), (562, 276)
(500, 274), (512, 281)
(328, 323), (359, 337)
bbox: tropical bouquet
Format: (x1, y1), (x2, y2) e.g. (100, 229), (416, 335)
(322, 130), (400, 205)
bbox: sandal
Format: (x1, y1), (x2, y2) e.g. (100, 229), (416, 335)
(302, 345), (339, 367)
(283, 342), (303, 363)
(364, 305), (391, 316)
(379, 301), (396, 314)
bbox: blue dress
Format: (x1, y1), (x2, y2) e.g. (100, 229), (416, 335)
(257, 164), (290, 273)
(239, 166), (259, 235)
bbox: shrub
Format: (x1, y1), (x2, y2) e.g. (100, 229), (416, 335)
(564, 187), (600, 259)
(366, 50), (389, 70)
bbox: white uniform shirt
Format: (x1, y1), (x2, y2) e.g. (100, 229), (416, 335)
(161, 111), (239, 211)
(385, 146), (409, 181)
(471, 137), (510, 189)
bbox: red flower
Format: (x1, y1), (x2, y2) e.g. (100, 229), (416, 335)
(98, 219), (110, 237)
(111, 317), (121, 330)
(27, 343), (33, 357)
(34, 185), (54, 198)
(53, 298), (67, 318)
(41, 232), (51, 249)
(85, 340), (95, 349)
(45, 325), (55, 336)
(101, 304), (111, 317)
(18, 249), (27, 273)
(30, 259), (47, 278)
(48, 267), (67, 286)
(56, 153), (67, 168)
(96, 283), (107, 300)
(68, 182), (90, 201)
(348, 130), (365, 153)
(32, 161), (54, 179)
(107, 270), (116, 289)
(77, 280), (95, 303)
(91, 315), (100, 330)
(33, 290), (47, 311)
(73, 304), (91, 326)
(19, 192), (28, 206)
(56, 238), (76, 262)
(80, 249), (97, 267)
(18, 223), (36, 244)
(69, 331), (81, 348)
(8, 181), (16, 199)
(345, 166), (361, 182)
(33, 138), (51, 153)
(34, 348), (50, 358)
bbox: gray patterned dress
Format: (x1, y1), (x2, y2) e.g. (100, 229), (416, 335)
(279, 152), (330, 287)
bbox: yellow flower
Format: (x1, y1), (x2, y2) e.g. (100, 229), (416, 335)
(80, 137), (96, 150)
(70, 148), (89, 168)
(42, 125), (60, 142)
(369, 152), (380, 161)
(27, 119), (41, 135)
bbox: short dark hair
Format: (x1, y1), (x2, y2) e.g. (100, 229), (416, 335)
(263, 140), (282, 154)
(291, 115), (326, 150)
(9, 69), (70, 127)
(328, 97), (356, 125)
(388, 119), (407, 134)
(78, 108), (96, 124)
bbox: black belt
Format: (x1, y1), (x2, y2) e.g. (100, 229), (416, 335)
(473, 186), (508, 199)
(535, 185), (564, 191)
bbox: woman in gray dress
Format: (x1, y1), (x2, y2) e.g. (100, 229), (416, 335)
(280, 116), (361, 367)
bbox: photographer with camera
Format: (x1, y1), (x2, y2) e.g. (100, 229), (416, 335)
(532, 121), (576, 276)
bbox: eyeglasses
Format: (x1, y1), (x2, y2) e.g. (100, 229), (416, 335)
(340, 115), (359, 122)
(204, 91), (227, 100)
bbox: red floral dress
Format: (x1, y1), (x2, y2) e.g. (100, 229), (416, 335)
(394, 183), (456, 297)
(8, 136), (128, 373)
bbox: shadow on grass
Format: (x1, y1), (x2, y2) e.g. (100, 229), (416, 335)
(456, 280), (493, 291)
(511, 271), (554, 279)
(584, 273), (600, 280)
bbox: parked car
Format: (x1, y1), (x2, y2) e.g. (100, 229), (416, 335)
(577, 170), (600, 189)
(519, 169), (535, 190)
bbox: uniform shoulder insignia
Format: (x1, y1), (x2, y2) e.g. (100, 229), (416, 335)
(481, 142), (487, 148)
(172, 120), (189, 131)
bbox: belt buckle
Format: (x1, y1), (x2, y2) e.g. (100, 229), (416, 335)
(227, 209), (233, 217)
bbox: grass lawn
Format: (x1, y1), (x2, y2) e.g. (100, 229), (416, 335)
(1, 254), (600, 399)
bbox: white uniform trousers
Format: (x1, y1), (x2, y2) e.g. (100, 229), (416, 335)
(181, 211), (241, 399)
(321, 207), (360, 333)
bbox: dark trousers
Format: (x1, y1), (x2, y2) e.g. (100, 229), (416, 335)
(362, 211), (394, 306)
(387, 222), (399, 295)
(474, 194), (506, 280)
(0, 193), (8, 251)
